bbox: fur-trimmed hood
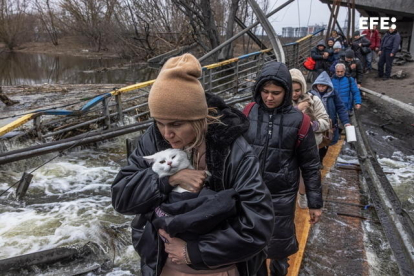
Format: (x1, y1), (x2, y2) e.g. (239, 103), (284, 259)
(205, 93), (249, 148)
(290, 68), (313, 106)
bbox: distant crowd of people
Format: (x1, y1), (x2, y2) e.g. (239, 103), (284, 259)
(311, 26), (401, 84)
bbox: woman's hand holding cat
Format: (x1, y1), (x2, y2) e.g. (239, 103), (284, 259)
(169, 169), (206, 193)
(159, 229), (188, 265)
(297, 101), (310, 112)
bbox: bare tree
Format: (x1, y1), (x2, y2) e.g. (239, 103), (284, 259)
(0, 0), (31, 50)
(172, 0), (221, 53)
(113, 0), (193, 59)
(59, 0), (118, 52)
(34, 0), (60, 46)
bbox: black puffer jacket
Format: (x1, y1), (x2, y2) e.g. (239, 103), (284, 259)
(111, 93), (274, 276)
(243, 61), (323, 259)
(310, 40), (330, 71)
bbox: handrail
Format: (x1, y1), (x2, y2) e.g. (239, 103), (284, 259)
(284, 28), (325, 46)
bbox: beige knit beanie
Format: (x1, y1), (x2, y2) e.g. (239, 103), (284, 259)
(148, 53), (208, 120)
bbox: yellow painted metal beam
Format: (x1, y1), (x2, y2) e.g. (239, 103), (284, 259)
(0, 113), (38, 137)
(111, 80), (156, 96)
(203, 58), (240, 70)
(296, 34), (313, 43)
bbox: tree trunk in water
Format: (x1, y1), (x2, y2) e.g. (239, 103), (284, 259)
(0, 87), (19, 106)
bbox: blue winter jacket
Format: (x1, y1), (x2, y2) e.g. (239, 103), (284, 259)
(309, 71), (350, 145)
(331, 75), (361, 111)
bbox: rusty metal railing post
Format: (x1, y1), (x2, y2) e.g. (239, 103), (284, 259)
(201, 70), (206, 89)
(34, 116), (43, 141)
(115, 94), (124, 125)
(234, 61), (240, 94)
(208, 69), (213, 93)
(102, 98), (111, 129)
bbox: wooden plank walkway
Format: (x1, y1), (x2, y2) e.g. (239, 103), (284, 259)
(287, 140), (345, 276)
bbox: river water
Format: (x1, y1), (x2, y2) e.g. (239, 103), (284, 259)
(0, 52), (157, 85)
(0, 135), (140, 275)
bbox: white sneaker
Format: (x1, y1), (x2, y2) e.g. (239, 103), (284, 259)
(298, 193), (308, 209)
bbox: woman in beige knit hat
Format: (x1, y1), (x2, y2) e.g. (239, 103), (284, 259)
(112, 53), (274, 276)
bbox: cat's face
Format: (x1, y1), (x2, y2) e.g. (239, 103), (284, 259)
(144, 149), (191, 177)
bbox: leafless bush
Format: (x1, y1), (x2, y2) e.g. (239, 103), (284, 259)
(0, 0), (34, 50)
(34, 0), (60, 46)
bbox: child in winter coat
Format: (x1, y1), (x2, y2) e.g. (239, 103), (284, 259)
(309, 71), (351, 164)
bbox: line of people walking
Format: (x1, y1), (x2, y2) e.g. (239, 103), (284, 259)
(311, 26), (401, 85)
(110, 52), (362, 276)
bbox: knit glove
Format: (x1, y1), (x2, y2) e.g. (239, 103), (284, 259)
(312, 121), (319, 131)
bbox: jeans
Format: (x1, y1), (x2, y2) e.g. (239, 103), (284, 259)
(378, 50), (395, 78)
(365, 51), (373, 70)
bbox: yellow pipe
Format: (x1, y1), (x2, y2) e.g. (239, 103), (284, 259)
(260, 48), (273, 53)
(111, 80), (156, 96)
(203, 58), (240, 70)
(296, 34), (313, 43)
(0, 113), (38, 137)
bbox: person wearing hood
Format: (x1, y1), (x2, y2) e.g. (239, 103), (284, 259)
(311, 39), (331, 77)
(378, 27), (401, 80)
(290, 68), (330, 209)
(351, 31), (371, 72)
(330, 30), (345, 48)
(309, 71), (351, 164)
(331, 63), (362, 112)
(330, 41), (343, 66)
(112, 53), (274, 276)
(244, 61), (323, 276)
(330, 49), (364, 88)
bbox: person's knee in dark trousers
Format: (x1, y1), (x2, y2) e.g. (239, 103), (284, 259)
(256, 260), (269, 276)
(377, 51), (386, 78)
(270, 258), (290, 276)
(385, 52), (395, 78)
(319, 146), (329, 164)
(256, 258), (290, 276)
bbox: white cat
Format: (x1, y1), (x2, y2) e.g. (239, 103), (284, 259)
(143, 149), (193, 193)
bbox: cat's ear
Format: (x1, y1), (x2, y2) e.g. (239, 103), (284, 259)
(143, 154), (155, 163)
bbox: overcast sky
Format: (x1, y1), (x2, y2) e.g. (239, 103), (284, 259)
(265, 0), (360, 35)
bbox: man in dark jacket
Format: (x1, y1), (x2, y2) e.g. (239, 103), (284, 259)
(330, 49), (364, 88)
(244, 61), (323, 276)
(378, 27), (401, 80)
(311, 40), (331, 78)
(351, 31), (371, 72)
